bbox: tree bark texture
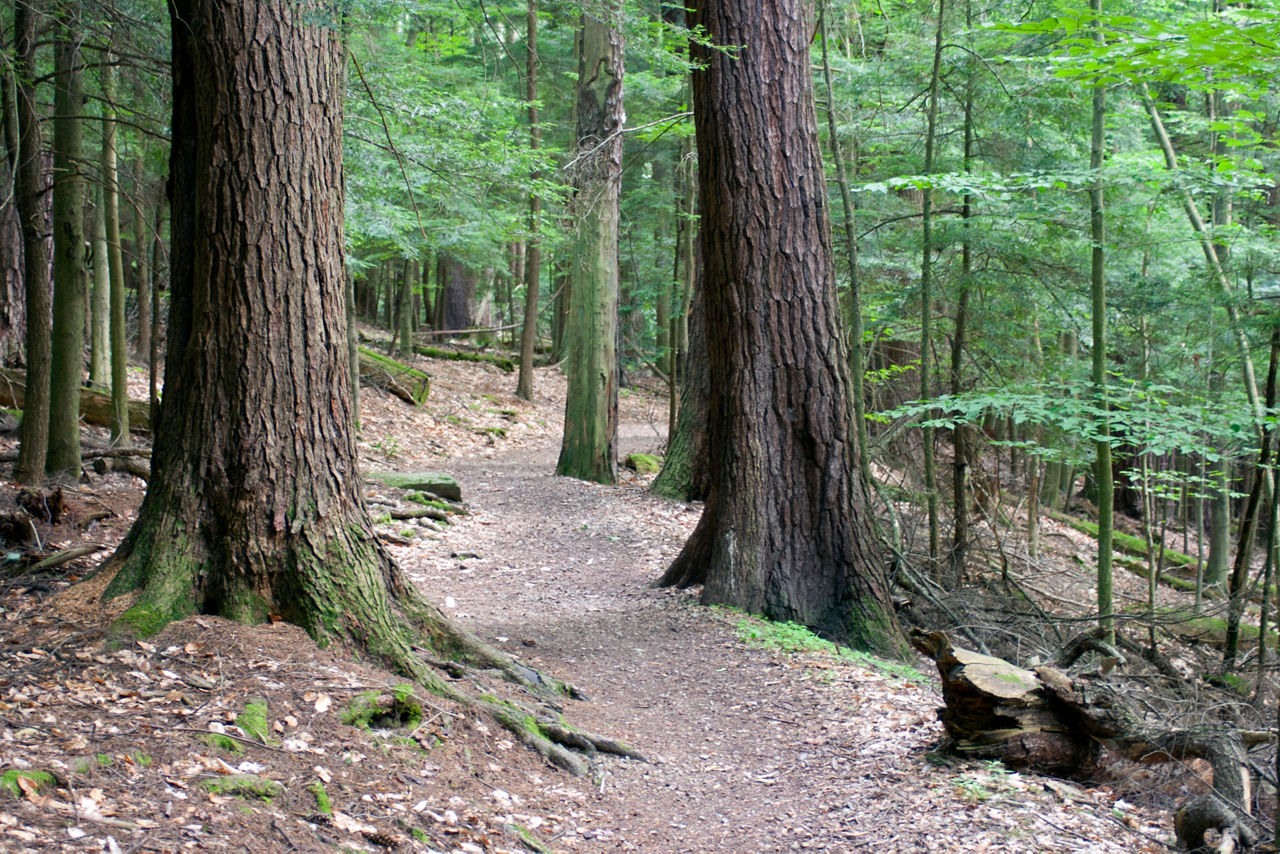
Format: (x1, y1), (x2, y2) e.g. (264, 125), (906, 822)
(101, 1), (454, 667)
(651, 274), (707, 502)
(555, 10), (622, 485)
(11, 0), (51, 486)
(47, 8), (87, 480)
(656, 0), (901, 654)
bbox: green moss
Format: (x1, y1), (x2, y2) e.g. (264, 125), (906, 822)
(96, 753), (113, 767)
(365, 471), (462, 502)
(481, 426), (509, 438)
(411, 828), (429, 844)
(200, 733), (245, 755)
(235, 697), (272, 744)
(508, 822), (553, 853)
(413, 345), (515, 372)
(0, 769), (56, 797)
(624, 453), (661, 475)
(307, 781), (332, 815)
(131, 752), (153, 768)
(406, 494), (455, 512)
(115, 603), (176, 638)
(341, 685), (423, 731)
(201, 774), (283, 800)
(731, 611), (919, 679)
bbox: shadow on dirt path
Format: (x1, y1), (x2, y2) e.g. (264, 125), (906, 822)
(396, 421), (1172, 853)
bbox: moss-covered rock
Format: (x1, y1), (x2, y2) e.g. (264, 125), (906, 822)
(0, 769), (56, 797)
(624, 453), (661, 475)
(365, 470), (462, 502)
(341, 684), (424, 731)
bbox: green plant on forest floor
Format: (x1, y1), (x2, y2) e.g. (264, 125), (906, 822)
(726, 609), (924, 682)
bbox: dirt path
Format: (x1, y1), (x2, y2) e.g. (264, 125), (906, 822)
(0, 358), (1178, 853)
(392, 398), (1175, 853)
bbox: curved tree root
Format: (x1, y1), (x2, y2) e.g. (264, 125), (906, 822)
(484, 701), (646, 777)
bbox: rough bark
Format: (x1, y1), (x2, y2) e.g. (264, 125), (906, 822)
(555, 9), (622, 485)
(101, 0), (447, 663)
(655, 0), (901, 655)
(97, 4), (636, 775)
(12, 0), (51, 485)
(47, 7), (87, 480)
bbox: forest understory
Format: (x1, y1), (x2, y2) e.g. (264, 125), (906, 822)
(0, 347), (1269, 853)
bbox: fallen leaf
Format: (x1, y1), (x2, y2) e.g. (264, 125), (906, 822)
(314, 694), (332, 714)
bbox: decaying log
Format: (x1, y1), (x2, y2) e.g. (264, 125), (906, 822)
(358, 347), (429, 405)
(911, 628), (1268, 851)
(0, 368), (151, 434)
(909, 629), (1098, 773)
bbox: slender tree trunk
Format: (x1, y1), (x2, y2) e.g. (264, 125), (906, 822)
(1089, 0), (1113, 643)
(555, 9), (623, 484)
(133, 154), (152, 360)
(47, 8), (87, 479)
(90, 185), (109, 389)
(652, 273), (708, 501)
(669, 127), (696, 440)
(819, 0), (872, 493)
(919, 0), (945, 573)
(656, 0), (901, 655)
(101, 57), (129, 446)
(13, 0), (51, 484)
(1225, 327), (1280, 666)
(149, 197), (164, 428)
(516, 0), (541, 401)
(346, 266), (359, 426)
(397, 258), (412, 356)
(1140, 83), (1264, 430)
(951, 4), (975, 578)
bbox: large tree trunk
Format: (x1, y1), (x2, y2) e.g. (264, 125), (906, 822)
(655, 0), (902, 655)
(555, 9), (622, 485)
(101, 0), (460, 669)
(98, 3), (634, 776)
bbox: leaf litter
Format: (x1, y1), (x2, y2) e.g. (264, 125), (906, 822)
(0, 349), (1182, 852)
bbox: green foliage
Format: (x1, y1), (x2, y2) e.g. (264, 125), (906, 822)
(729, 611), (923, 682)
(201, 774), (283, 801)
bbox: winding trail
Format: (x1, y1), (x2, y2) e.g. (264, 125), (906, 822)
(393, 410), (1169, 853)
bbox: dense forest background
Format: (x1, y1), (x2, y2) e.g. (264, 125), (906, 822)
(1, 0), (1280, 847)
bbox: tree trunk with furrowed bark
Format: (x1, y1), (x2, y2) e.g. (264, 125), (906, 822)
(654, 0), (901, 656)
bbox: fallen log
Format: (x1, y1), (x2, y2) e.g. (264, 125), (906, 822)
(358, 347), (429, 405)
(911, 628), (1266, 852)
(0, 368), (150, 434)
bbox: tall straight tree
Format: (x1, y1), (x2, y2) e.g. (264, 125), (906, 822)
(101, 0), (493, 677)
(515, 0), (542, 402)
(1088, 0), (1114, 643)
(100, 56), (128, 444)
(655, 0), (901, 654)
(47, 2), (87, 479)
(555, 4), (623, 484)
(100, 1), (628, 773)
(12, 0), (52, 484)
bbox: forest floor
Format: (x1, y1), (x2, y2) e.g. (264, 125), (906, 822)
(0, 349), (1207, 853)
